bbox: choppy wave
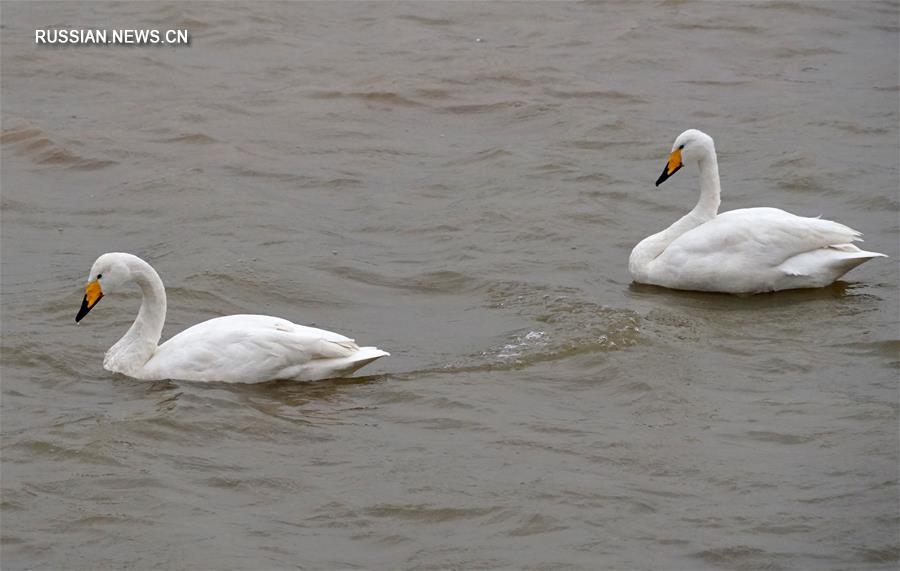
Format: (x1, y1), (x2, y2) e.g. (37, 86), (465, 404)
(1, 119), (117, 170)
(405, 282), (644, 375)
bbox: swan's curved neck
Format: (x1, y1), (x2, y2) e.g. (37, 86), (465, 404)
(104, 258), (167, 375)
(629, 142), (722, 277)
(693, 150), (721, 219)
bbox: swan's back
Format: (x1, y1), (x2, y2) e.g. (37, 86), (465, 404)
(665, 208), (854, 259)
(142, 314), (387, 383)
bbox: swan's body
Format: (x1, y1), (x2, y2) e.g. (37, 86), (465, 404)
(629, 130), (885, 293)
(77, 253), (388, 383)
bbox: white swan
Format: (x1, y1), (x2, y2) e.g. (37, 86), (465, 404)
(629, 129), (886, 293)
(76, 253), (389, 383)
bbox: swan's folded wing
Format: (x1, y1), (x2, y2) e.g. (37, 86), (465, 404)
(277, 322), (361, 360)
(148, 314), (363, 381)
(211, 315), (362, 360)
(668, 207), (863, 267)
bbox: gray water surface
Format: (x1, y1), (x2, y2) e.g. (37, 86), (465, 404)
(2, 2), (898, 569)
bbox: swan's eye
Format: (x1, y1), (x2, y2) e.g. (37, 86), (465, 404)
(679, 144), (685, 150)
(97, 274), (103, 279)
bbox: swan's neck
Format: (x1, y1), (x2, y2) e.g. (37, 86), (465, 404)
(104, 260), (167, 376)
(629, 144), (722, 278)
(692, 151), (721, 219)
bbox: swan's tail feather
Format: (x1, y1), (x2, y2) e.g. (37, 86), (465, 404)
(826, 248), (887, 281)
(779, 245), (887, 283)
(346, 347), (390, 366)
(289, 346), (389, 381)
(324, 347), (389, 378)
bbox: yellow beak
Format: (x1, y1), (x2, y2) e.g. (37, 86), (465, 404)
(656, 148), (683, 186)
(76, 280), (103, 322)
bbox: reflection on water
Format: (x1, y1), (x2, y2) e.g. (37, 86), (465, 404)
(626, 280), (857, 307)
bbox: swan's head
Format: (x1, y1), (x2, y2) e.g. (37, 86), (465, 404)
(76, 253), (135, 322)
(655, 129), (715, 186)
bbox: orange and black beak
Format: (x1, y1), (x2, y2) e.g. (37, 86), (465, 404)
(76, 280), (103, 322)
(655, 148), (683, 186)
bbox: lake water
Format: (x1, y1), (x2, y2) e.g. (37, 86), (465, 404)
(2, 1), (898, 569)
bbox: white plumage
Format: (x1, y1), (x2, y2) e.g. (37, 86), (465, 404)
(629, 130), (885, 293)
(77, 253), (388, 383)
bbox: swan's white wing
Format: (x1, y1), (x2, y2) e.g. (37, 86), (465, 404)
(666, 208), (860, 264)
(141, 314), (386, 383)
(651, 208), (878, 292)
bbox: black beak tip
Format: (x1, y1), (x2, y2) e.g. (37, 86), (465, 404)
(655, 170), (669, 187)
(75, 295), (94, 323)
(655, 163), (681, 187)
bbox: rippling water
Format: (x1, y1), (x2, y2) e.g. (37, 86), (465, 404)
(2, 2), (898, 569)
